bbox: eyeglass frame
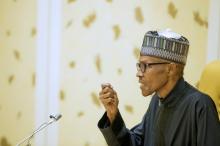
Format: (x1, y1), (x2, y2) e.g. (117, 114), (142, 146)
(136, 62), (171, 73)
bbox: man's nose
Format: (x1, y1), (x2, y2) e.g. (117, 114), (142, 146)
(136, 70), (143, 77)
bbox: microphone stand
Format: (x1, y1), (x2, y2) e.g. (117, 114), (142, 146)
(15, 117), (57, 146)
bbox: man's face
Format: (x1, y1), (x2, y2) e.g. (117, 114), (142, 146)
(136, 56), (170, 97)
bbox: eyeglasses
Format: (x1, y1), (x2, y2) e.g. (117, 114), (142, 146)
(136, 62), (170, 73)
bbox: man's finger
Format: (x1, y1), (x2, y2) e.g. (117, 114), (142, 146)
(100, 92), (114, 99)
(102, 87), (114, 94)
(101, 83), (113, 89)
(100, 97), (114, 105)
(101, 83), (111, 89)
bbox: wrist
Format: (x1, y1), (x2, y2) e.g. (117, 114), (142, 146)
(107, 109), (118, 123)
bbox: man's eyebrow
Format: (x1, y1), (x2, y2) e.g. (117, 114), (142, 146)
(139, 61), (147, 63)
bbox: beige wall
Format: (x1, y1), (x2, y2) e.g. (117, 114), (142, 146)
(0, 0), (209, 146)
(59, 0), (209, 146)
(0, 0), (36, 145)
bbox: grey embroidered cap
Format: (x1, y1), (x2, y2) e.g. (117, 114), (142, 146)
(140, 29), (190, 64)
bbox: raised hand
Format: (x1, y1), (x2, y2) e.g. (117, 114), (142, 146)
(99, 83), (119, 123)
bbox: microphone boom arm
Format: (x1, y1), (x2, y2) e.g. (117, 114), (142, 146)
(15, 114), (61, 146)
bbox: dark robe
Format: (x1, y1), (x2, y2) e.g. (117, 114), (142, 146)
(98, 78), (220, 146)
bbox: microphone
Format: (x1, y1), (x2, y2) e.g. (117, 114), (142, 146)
(49, 114), (62, 121)
(16, 114), (62, 146)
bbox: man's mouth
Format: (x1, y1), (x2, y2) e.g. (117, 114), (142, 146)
(139, 82), (145, 89)
(139, 80), (145, 85)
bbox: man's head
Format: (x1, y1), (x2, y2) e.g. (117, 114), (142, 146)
(136, 29), (189, 97)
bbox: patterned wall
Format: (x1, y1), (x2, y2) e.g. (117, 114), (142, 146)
(59, 0), (209, 146)
(0, 0), (36, 146)
(0, 0), (209, 146)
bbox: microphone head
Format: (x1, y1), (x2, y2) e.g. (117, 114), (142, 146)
(50, 114), (62, 121)
(55, 114), (62, 121)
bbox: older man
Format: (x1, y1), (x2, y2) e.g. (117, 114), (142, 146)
(98, 30), (220, 146)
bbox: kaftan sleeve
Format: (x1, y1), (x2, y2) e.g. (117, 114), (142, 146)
(98, 111), (148, 146)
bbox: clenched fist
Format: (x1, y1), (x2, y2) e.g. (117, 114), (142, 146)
(99, 83), (119, 123)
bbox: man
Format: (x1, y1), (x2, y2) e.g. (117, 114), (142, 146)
(97, 29), (220, 146)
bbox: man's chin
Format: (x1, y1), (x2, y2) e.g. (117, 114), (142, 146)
(141, 90), (153, 97)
